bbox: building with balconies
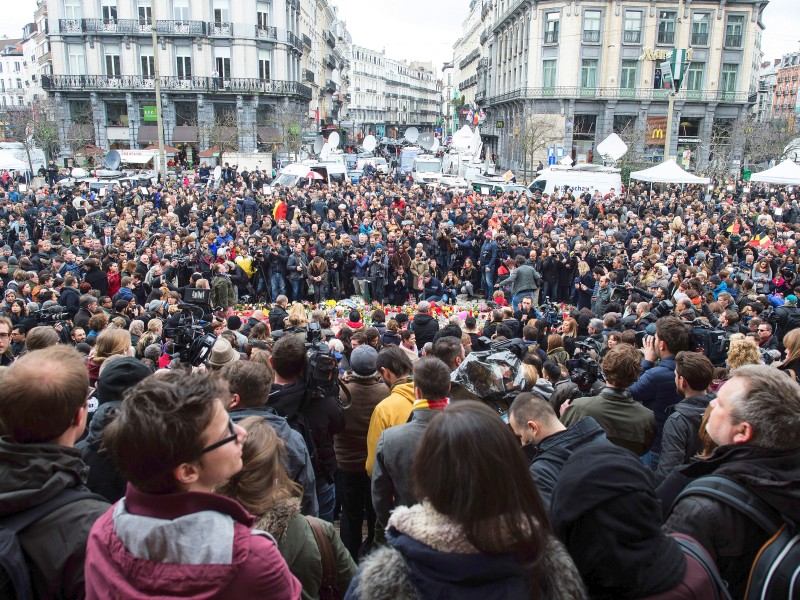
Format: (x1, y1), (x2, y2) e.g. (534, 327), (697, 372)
(773, 50), (800, 122)
(43, 0), (312, 159)
(756, 58), (780, 122)
(481, 0), (765, 172)
(0, 40), (25, 110)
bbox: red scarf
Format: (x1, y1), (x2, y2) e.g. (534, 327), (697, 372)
(412, 398), (449, 411)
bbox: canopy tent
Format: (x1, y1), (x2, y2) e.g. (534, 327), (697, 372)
(629, 159), (710, 184)
(0, 151), (28, 171)
(749, 159), (800, 185)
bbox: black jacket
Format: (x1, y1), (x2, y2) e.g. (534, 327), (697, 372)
(268, 304), (289, 331)
(410, 312), (439, 347)
(654, 393), (714, 484)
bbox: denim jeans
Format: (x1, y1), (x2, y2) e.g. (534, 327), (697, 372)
(482, 268), (495, 296)
(335, 469), (376, 561)
(316, 478), (336, 524)
(542, 282), (559, 304)
(270, 272), (286, 302)
(290, 279), (304, 302)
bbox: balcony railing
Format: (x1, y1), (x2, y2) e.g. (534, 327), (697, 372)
(583, 30), (600, 43)
(622, 30), (641, 44)
(657, 30), (675, 45)
(691, 31), (709, 46)
(724, 33), (743, 48)
(325, 30), (335, 48)
(59, 18), (206, 36)
(41, 74), (312, 100)
(544, 30), (559, 44)
(303, 69), (314, 83)
(286, 31), (302, 51)
(302, 33), (311, 47)
(209, 21), (232, 36)
(486, 86), (751, 104)
(255, 25), (277, 40)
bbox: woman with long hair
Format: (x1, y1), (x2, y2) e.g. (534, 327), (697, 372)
(346, 401), (585, 600)
(776, 327), (800, 382)
(574, 261), (594, 311)
(87, 328), (132, 385)
(136, 318), (163, 358)
(546, 334), (569, 366)
(216, 417), (356, 599)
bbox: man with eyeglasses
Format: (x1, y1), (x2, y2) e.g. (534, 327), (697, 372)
(756, 321), (779, 353)
(0, 316), (12, 365)
(84, 371), (301, 599)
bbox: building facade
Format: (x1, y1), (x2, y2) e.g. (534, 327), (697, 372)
(755, 57), (779, 122)
(475, 0), (765, 173)
(348, 45), (440, 139)
(0, 40), (24, 109)
(773, 50), (800, 122)
(41, 0), (326, 159)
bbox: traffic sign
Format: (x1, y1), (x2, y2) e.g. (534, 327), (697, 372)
(548, 155), (557, 166)
(547, 146), (555, 158)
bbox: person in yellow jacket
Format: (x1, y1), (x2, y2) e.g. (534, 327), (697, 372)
(365, 346), (415, 477)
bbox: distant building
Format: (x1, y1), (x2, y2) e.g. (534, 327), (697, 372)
(773, 50), (800, 122)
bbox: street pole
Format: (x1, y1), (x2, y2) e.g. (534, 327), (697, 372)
(151, 0), (167, 180)
(663, 0), (685, 162)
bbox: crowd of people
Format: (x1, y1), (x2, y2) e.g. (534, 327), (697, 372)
(1, 162), (800, 599)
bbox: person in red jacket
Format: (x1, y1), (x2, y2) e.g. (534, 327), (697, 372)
(84, 371), (301, 600)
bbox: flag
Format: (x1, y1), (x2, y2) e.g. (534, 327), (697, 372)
(466, 108), (474, 123)
(748, 234), (772, 249)
(472, 112), (479, 126)
(726, 222), (741, 235)
(478, 109), (487, 123)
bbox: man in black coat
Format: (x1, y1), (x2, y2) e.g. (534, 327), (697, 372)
(409, 301), (439, 348)
(268, 295), (290, 331)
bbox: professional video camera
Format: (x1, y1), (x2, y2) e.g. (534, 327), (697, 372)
(164, 303), (216, 366)
(34, 305), (69, 325)
(685, 319), (728, 367)
(652, 299), (674, 319)
(567, 340), (603, 391)
(539, 297), (562, 327)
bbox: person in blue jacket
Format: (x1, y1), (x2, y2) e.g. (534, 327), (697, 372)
(477, 230), (498, 297)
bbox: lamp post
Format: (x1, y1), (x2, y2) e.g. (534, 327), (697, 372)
(151, 0), (167, 180)
(663, 0), (686, 162)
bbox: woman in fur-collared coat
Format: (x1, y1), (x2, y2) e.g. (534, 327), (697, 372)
(344, 401), (587, 600)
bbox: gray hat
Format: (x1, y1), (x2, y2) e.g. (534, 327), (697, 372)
(207, 337), (240, 368)
(350, 344), (378, 377)
(147, 299), (164, 313)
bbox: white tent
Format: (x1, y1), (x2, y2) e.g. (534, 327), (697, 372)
(749, 159), (800, 185)
(0, 151), (28, 171)
(630, 159), (710, 184)
(450, 125), (473, 151)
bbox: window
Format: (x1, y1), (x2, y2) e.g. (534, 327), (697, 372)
(620, 60), (638, 89)
(70, 99), (92, 123)
(623, 11), (642, 44)
(67, 44), (86, 75)
(137, 0), (152, 25)
(101, 0), (118, 23)
(173, 0), (190, 21)
(543, 59), (557, 88)
(176, 48), (192, 79)
(256, 1), (270, 29)
(658, 11), (676, 45)
(140, 48), (154, 78)
(214, 47), (231, 80)
(64, 0), (82, 20)
(721, 63), (738, 93)
(691, 13), (709, 46)
(106, 101), (128, 126)
(213, 0), (230, 24)
(686, 63), (704, 91)
(725, 15), (744, 48)
(174, 101), (197, 125)
(104, 44), (121, 77)
(544, 13), (559, 44)
(258, 50), (271, 80)
(583, 10), (601, 43)
(581, 59), (598, 88)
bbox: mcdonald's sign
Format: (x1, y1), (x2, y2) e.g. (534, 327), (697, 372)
(646, 116), (667, 146)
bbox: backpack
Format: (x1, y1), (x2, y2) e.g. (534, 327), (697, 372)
(667, 533), (733, 600)
(0, 488), (105, 600)
(674, 475), (800, 600)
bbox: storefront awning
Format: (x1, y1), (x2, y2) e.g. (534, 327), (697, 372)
(172, 126), (199, 143)
(136, 126), (159, 144)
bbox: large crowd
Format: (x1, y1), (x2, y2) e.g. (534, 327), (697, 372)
(0, 160), (799, 600)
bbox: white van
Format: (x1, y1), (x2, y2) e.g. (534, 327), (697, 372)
(529, 165), (622, 197)
(411, 154), (443, 185)
(271, 161), (348, 188)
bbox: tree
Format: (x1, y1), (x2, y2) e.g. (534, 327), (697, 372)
(268, 99), (307, 163)
(0, 102), (58, 173)
(515, 111), (562, 182)
(200, 106), (239, 165)
(612, 120), (649, 186)
(29, 99), (61, 161)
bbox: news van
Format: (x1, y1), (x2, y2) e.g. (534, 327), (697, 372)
(529, 164), (622, 196)
(270, 160), (347, 188)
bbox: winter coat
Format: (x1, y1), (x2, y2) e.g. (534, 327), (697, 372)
(59, 285), (81, 319)
(345, 502), (586, 600)
(211, 274), (236, 310)
(230, 405), (319, 517)
(409, 312), (439, 347)
(255, 497), (356, 600)
(664, 444), (800, 599)
(372, 408), (438, 526)
(287, 253), (308, 282)
(84, 266), (109, 296)
(78, 401), (127, 503)
(629, 357), (680, 454)
(410, 258), (428, 291)
(562, 387), (656, 457)
(335, 374), (390, 472)
(381, 329), (401, 346)
(495, 264), (541, 295)
(653, 393), (714, 484)
(547, 347), (570, 366)
(528, 417), (609, 508)
(269, 304), (290, 331)
(0, 438), (109, 600)
(365, 380), (415, 477)
(85, 485), (301, 599)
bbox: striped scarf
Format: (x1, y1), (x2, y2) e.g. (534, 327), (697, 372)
(412, 398), (449, 411)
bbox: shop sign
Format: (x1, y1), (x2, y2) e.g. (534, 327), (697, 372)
(142, 106), (157, 122)
(678, 136), (702, 144)
(639, 48), (693, 62)
(646, 116), (667, 146)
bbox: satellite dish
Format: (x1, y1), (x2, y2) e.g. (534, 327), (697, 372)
(418, 132), (435, 151)
(213, 165), (222, 180)
(313, 135), (324, 155)
(404, 127), (419, 144)
(71, 167), (88, 178)
(430, 138), (440, 153)
(320, 142), (332, 160)
(328, 131), (340, 148)
(104, 150), (121, 171)
(596, 133), (628, 162)
(363, 135), (377, 153)
(560, 156), (574, 166)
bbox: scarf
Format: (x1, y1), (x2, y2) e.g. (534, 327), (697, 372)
(412, 397), (449, 411)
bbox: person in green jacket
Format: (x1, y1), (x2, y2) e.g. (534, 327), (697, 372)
(216, 416), (356, 600)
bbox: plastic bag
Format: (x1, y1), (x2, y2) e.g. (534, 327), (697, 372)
(451, 349), (526, 407)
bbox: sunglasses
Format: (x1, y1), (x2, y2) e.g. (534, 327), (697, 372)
(200, 419), (239, 454)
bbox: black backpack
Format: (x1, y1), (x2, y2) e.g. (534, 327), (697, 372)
(0, 488), (105, 600)
(674, 475), (800, 600)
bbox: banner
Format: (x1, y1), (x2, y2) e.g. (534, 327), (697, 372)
(646, 116), (667, 146)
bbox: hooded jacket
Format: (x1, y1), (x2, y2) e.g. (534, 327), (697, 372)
(629, 356), (680, 453)
(85, 485), (301, 600)
(0, 438), (109, 599)
(410, 312), (439, 347)
(664, 443), (800, 599)
(78, 401), (127, 503)
(653, 393), (714, 484)
(345, 502), (586, 600)
(529, 417), (609, 508)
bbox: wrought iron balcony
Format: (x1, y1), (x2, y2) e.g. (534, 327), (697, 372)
(303, 69), (314, 83)
(657, 30), (675, 45)
(486, 86), (751, 105)
(544, 31), (559, 44)
(325, 31), (336, 48)
(41, 74), (312, 100)
(583, 30), (600, 43)
(58, 18), (206, 36)
(691, 31), (709, 46)
(209, 21), (232, 36)
(623, 30), (641, 44)
(285, 31), (302, 51)
(302, 33), (311, 47)
(326, 54), (337, 69)
(255, 25), (277, 40)
(724, 33), (742, 48)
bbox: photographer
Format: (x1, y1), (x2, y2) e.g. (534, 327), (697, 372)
(368, 245), (389, 304)
(266, 243), (288, 302)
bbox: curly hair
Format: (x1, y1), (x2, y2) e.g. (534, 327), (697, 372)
(726, 334), (763, 370)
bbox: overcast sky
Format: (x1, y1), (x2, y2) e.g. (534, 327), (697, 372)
(1, 0), (796, 70)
